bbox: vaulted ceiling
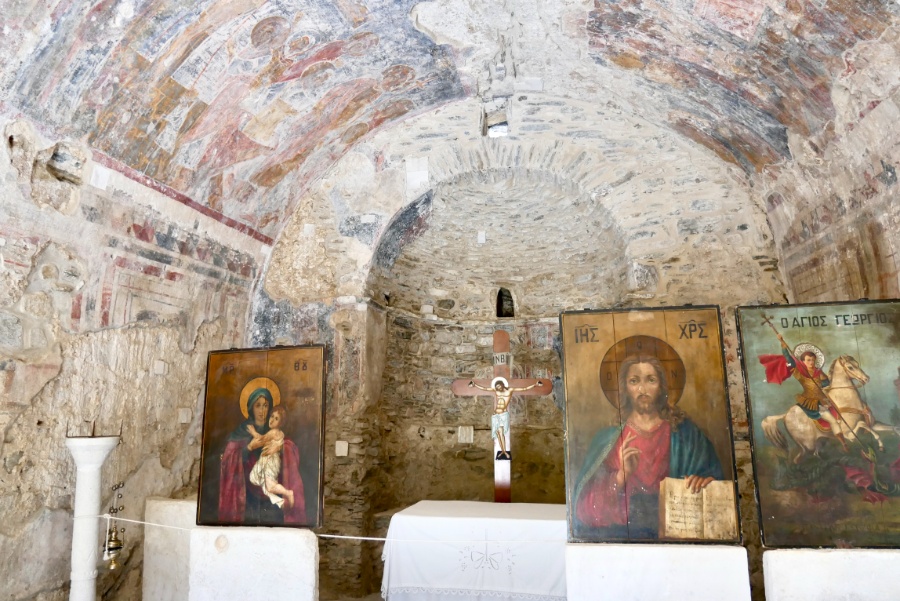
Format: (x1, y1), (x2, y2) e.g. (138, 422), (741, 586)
(3, 0), (898, 286)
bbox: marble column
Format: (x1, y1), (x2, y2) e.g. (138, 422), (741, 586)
(66, 436), (119, 601)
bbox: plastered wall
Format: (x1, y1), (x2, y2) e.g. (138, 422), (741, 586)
(0, 116), (264, 601)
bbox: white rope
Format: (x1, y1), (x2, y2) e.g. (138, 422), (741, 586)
(79, 513), (193, 532)
(75, 514), (564, 544)
(318, 533), (387, 541)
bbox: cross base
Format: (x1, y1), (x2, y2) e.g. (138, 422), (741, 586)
(494, 438), (511, 503)
(451, 330), (550, 504)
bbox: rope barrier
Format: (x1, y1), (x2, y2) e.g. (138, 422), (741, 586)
(76, 514), (565, 544)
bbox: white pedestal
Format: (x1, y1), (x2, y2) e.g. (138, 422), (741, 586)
(190, 527), (318, 601)
(143, 497), (196, 601)
(764, 549), (900, 600)
(382, 501), (566, 601)
(143, 497), (319, 601)
(66, 436), (119, 601)
(566, 543), (751, 601)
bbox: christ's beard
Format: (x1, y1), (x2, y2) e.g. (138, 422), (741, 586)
(634, 396), (658, 415)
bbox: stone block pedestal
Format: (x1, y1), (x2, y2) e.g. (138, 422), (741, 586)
(566, 543), (750, 601)
(143, 497), (196, 601)
(764, 548), (900, 600)
(143, 497), (318, 601)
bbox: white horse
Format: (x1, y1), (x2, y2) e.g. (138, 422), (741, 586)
(761, 355), (897, 464)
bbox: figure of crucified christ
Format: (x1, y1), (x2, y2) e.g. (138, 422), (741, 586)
(469, 376), (542, 460)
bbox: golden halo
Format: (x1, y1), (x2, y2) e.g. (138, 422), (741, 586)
(491, 376), (509, 389)
(793, 343), (825, 370)
(239, 377), (281, 419)
(598, 335), (686, 409)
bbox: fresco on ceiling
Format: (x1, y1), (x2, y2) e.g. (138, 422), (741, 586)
(587, 0), (900, 174)
(7, 0), (464, 238)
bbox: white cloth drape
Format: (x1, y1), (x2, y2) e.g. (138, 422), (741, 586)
(381, 501), (567, 601)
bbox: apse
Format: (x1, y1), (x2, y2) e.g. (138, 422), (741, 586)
(366, 169), (629, 319)
(0, 0), (899, 599)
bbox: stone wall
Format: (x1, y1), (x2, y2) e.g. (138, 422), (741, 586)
(267, 94), (787, 311)
(257, 88), (789, 597)
(762, 28), (900, 304)
(0, 116), (266, 601)
(0, 4), (898, 601)
(375, 315), (563, 509)
(354, 303), (774, 600)
(0, 103), (789, 601)
(249, 291), (387, 598)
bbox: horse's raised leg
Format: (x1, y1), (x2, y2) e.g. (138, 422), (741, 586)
(851, 422), (884, 451)
(870, 422), (900, 437)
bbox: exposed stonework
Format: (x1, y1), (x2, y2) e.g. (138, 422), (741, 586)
(761, 27), (900, 303)
(376, 316), (562, 505)
(249, 292), (388, 598)
(259, 89), (787, 599)
(267, 96), (784, 312)
(0, 115), (266, 601)
(5, 120), (88, 215)
(30, 141), (88, 214)
(0, 322), (231, 601)
(721, 309), (764, 601)
(1, 2), (899, 601)
(4, 120), (38, 183)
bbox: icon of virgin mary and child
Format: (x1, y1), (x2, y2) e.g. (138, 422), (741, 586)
(218, 377), (306, 524)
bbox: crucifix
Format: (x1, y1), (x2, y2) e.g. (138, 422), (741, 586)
(451, 330), (552, 502)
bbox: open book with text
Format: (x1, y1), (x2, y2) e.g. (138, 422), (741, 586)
(658, 477), (738, 541)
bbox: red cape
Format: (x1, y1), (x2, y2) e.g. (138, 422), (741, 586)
(759, 353), (820, 384)
(758, 354), (792, 384)
(219, 439), (306, 524)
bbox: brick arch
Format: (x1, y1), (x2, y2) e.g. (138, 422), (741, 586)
(265, 96), (780, 310)
(362, 142), (631, 318)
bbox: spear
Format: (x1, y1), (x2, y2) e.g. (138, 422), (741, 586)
(762, 316), (891, 490)
(761, 314), (857, 443)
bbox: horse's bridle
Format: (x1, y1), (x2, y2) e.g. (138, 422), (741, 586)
(827, 355), (868, 390)
(825, 355), (873, 421)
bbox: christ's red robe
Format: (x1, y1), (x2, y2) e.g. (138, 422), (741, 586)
(576, 421), (671, 527)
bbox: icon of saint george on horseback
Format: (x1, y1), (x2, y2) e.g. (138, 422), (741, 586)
(758, 326), (848, 451)
(755, 315), (894, 464)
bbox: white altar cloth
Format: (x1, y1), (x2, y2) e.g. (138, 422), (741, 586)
(381, 500), (567, 601)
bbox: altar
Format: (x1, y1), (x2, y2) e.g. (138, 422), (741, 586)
(381, 500), (567, 601)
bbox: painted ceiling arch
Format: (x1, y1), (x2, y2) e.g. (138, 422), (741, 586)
(2, 0), (898, 251)
(3, 0), (464, 242)
(262, 96), (783, 314)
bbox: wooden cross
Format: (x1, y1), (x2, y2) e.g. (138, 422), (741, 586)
(451, 330), (551, 502)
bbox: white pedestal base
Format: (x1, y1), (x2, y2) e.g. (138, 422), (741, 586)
(566, 543), (750, 601)
(764, 548), (900, 600)
(143, 497), (196, 601)
(66, 436), (119, 601)
(143, 498), (319, 601)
